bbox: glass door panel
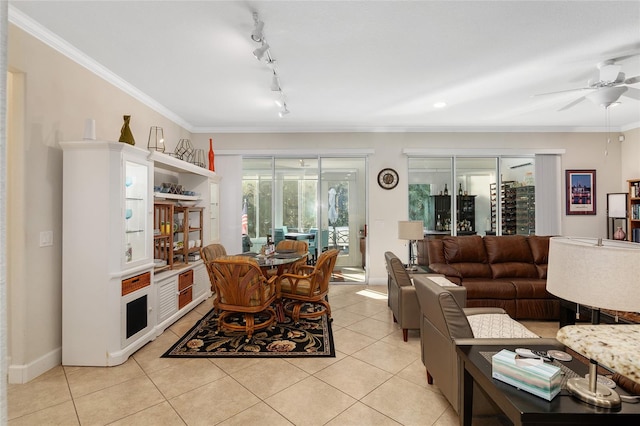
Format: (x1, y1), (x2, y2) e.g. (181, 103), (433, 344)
(500, 158), (536, 235)
(124, 160), (148, 264)
(242, 158), (273, 251)
(320, 157), (366, 281)
(455, 158), (496, 236)
(408, 158), (452, 235)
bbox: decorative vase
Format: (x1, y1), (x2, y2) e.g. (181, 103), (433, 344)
(614, 226), (626, 241)
(208, 138), (215, 172)
(119, 115), (135, 145)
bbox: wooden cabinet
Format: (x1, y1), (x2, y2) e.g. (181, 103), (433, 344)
(178, 269), (194, 309)
(628, 179), (640, 242)
(61, 141), (216, 366)
(155, 263), (209, 332)
(61, 141), (155, 366)
(426, 195), (476, 233)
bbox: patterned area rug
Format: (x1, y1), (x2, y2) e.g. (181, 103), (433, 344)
(162, 306), (335, 358)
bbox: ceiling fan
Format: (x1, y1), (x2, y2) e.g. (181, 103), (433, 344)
(535, 56), (640, 111)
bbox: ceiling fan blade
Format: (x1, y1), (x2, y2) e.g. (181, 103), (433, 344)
(623, 87), (640, 100)
(625, 75), (640, 85)
(558, 96), (588, 111)
(533, 87), (591, 97)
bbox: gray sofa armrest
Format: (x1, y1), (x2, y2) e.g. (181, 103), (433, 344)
(398, 285), (420, 328)
(453, 337), (559, 346)
(463, 307), (506, 316)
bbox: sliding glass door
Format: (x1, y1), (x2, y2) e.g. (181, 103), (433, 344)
(242, 156), (367, 283)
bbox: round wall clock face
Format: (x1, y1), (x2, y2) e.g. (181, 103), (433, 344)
(377, 168), (399, 190)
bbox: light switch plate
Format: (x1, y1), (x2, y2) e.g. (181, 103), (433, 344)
(40, 231), (53, 247)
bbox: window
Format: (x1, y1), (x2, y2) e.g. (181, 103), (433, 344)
(408, 156), (535, 236)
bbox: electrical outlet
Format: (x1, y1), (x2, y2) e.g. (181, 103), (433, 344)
(40, 231), (53, 247)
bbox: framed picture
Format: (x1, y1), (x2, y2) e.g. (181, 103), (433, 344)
(566, 169), (596, 215)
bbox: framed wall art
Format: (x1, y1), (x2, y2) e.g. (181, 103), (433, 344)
(566, 169), (596, 215)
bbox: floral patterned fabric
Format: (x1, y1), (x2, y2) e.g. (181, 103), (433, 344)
(162, 306), (335, 358)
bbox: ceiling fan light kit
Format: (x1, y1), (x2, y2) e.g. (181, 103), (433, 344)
(251, 12), (290, 118)
(535, 56), (640, 111)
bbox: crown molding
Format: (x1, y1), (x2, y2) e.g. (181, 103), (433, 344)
(8, 5), (194, 132)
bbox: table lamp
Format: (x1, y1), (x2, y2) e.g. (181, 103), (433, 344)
(398, 220), (424, 270)
(547, 236), (640, 408)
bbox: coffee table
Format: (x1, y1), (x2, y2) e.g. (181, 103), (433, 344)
(457, 343), (640, 426)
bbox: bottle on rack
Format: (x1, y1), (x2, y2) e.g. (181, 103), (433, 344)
(443, 184), (449, 195)
(436, 215), (442, 231)
(459, 183), (463, 196)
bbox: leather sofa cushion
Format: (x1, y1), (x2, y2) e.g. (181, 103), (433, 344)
(443, 235), (487, 263)
(510, 278), (554, 299)
(451, 262), (492, 278)
(490, 262), (538, 279)
(527, 235), (551, 264)
(535, 264), (548, 279)
(484, 235), (533, 263)
(462, 278), (516, 299)
(426, 238), (446, 264)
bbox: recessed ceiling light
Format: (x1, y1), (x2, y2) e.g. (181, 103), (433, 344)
(433, 102), (447, 109)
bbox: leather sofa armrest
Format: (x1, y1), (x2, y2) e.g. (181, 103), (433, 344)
(454, 337), (559, 346)
(463, 307), (506, 316)
(428, 263), (462, 278)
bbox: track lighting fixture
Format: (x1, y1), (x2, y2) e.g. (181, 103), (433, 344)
(278, 104), (290, 118)
(271, 72), (281, 91)
(253, 42), (270, 61)
(251, 12), (290, 117)
(251, 13), (264, 42)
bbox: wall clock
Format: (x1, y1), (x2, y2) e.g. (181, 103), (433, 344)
(377, 168), (399, 190)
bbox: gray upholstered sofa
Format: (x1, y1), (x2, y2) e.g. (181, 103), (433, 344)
(413, 275), (556, 413)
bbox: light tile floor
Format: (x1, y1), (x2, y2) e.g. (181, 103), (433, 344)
(8, 284), (559, 425)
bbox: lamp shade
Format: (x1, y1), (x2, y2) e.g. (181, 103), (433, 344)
(398, 221), (424, 241)
(547, 237), (640, 312)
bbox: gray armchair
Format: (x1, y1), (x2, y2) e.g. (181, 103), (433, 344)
(414, 275), (556, 414)
(385, 251), (457, 341)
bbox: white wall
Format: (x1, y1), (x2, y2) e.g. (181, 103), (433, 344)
(193, 131), (631, 285)
(7, 25), (192, 382)
(8, 23), (640, 381)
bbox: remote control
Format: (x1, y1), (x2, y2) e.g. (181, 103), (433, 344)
(515, 348), (552, 362)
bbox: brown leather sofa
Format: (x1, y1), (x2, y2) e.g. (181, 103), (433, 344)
(424, 235), (559, 320)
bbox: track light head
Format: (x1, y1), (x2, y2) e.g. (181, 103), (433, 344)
(251, 13), (264, 42)
(251, 19), (264, 42)
(253, 42), (270, 61)
(278, 104), (290, 118)
(271, 73), (281, 91)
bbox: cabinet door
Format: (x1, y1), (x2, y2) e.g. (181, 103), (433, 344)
(157, 276), (178, 323)
(124, 159), (151, 266)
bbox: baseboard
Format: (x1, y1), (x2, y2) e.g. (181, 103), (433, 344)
(368, 277), (386, 286)
(7, 347), (62, 384)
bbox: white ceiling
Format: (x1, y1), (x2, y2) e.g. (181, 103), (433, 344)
(10, 0), (640, 133)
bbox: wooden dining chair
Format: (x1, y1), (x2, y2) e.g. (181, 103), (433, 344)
(277, 249), (339, 323)
(211, 256), (278, 339)
(200, 243), (227, 296)
(266, 240), (309, 277)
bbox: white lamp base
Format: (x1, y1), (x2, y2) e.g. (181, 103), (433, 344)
(565, 377), (621, 408)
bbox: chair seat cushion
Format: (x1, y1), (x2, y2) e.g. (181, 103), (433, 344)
(280, 277), (314, 296)
(467, 313), (539, 339)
